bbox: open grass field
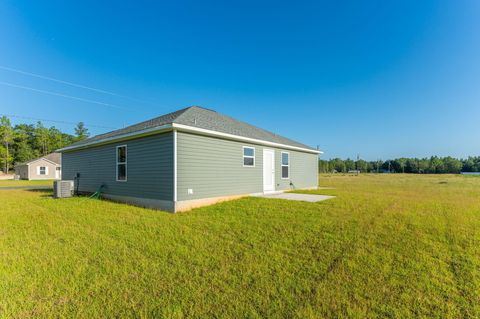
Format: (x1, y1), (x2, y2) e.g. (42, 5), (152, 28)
(1, 174), (479, 318)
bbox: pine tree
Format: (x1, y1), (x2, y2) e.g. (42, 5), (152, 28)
(74, 122), (90, 141)
(0, 116), (13, 173)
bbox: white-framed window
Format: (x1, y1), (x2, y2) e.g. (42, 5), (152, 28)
(39, 166), (46, 175)
(116, 145), (127, 181)
(281, 152), (290, 179)
(243, 146), (255, 167)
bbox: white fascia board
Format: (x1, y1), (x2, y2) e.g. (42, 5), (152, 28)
(57, 123), (322, 154)
(172, 123), (321, 154)
(173, 130), (177, 202)
(57, 124), (174, 152)
(21, 158), (59, 166)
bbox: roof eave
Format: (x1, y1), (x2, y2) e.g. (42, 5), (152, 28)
(57, 124), (174, 152)
(15, 158), (60, 167)
(57, 123), (321, 154)
(172, 123), (320, 154)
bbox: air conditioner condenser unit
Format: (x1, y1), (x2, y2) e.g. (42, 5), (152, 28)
(53, 180), (74, 198)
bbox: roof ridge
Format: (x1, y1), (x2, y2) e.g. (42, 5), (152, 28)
(58, 106), (319, 153)
(172, 107), (316, 151)
(146, 106), (191, 122)
(173, 106), (217, 124)
(180, 107), (313, 149)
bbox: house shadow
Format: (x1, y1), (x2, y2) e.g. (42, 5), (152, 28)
(26, 188), (53, 198)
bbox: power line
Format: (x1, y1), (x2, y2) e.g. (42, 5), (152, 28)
(1, 114), (116, 130)
(0, 81), (131, 110)
(0, 64), (153, 105)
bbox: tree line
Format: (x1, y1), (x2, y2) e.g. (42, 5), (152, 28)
(0, 116), (89, 173)
(319, 156), (480, 174)
(2, 115), (478, 175)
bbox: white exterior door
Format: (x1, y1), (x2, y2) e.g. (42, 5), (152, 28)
(263, 149), (275, 192)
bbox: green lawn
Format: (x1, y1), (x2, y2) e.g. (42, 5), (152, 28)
(0, 179), (54, 187)
(1, 174), (479, 318)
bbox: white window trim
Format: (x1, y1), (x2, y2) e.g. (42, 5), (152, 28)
(242, 146), (255, 167)
(39, 166), (47, 175)
(116, 145), (127, 182)
(281, 151), (290, 179)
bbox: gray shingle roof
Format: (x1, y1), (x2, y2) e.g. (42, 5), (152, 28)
(65, 106), (317, 151)
(16, 152), (61, 166)
(67, 107), (189, 147)
(44, 152), (62, 164)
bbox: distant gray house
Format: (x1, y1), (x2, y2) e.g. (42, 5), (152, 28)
(58, 107), (320, 212)
(15, 153), (62, 180)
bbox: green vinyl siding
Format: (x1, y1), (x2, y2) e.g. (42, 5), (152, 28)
(176, 132), (318, 201)
(62, 130), (316, 204)
(274, 149), (318, 190)
(176, 132), (263, 201)
(62, 132), (173, 201)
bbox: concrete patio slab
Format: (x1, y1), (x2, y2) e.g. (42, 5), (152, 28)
(255, 193), (335, 202)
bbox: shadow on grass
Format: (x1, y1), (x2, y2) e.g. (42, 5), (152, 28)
(26, 188), (52, 193)
(26, 188), (53, 198)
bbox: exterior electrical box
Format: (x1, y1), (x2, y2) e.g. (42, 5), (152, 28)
(53, 180), (74, 198)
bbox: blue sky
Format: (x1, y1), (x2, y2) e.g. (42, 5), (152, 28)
(0, 1), (479, 160)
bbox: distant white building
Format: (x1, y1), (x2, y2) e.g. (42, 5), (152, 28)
(14, 153), (62, 180)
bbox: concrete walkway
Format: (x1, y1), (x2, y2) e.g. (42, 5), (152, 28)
(255, 193), (335, 202)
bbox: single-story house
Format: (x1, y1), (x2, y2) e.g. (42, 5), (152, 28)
(15, 153), (62, 180)
(58, 106), (321, 212)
